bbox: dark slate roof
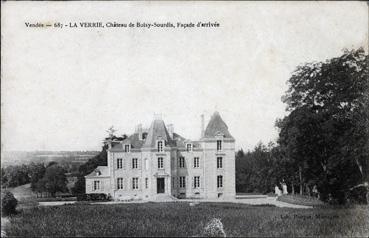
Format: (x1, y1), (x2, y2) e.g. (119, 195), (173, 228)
(111, 133), (145, 151)
(172, 133), (186, 148)
(204, 111), (234, 139)
(143, 119), (175, 148)
(85, 166), (109, 178)
(110, 118), (204, 150)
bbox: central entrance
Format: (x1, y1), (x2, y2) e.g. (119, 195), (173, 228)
(157, 178), (165, 193)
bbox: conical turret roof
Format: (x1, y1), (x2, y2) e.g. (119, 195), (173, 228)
(204, 111), (234, 139)
(143, 119), (174, 148)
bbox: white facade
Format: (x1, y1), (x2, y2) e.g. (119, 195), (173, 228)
(85, 112), (236, 200)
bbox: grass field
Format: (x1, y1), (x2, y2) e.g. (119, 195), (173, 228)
(4, 202), (369, 237)
(277, 194), (325, 207)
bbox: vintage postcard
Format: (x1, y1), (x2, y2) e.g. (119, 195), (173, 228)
(1, 1), (368, 237)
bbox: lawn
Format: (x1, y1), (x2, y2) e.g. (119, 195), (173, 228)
(4, 202), (369, 237)
(277, 194), (325, 207)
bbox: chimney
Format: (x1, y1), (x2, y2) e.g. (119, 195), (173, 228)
(167, 124), (174, 139)
(201, 114), (205, 138)
(136, 124), (143, 140)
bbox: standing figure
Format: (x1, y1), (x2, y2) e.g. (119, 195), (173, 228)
(275, 185), (282, 196)
(282, 182), (288, 195)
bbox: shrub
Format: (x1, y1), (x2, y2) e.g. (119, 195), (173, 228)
(1, 191), (18, 216)
(76, 193), (109, 201)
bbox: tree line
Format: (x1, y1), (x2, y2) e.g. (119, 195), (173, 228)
(236, 48), (368, 204)
(1, 162), (68, 197)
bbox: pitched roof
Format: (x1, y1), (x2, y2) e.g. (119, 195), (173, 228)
(143, 119), (175, 148)
(110, 133), (145, 151)
(85, 166), (109, 178)
(204, 111), (234, 139)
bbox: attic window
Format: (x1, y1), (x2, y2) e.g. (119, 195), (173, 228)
(142, 132), (148, 140)
(157, 140), (164, 152)
(217, 140), (222, 151)
(186, 143), (193, 152)
(124, 144), (130, 152)
(95, 170), (101, 176)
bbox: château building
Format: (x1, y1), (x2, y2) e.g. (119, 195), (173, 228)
(85, 111), (236, 200)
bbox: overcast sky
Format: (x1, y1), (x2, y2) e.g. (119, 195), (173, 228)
(1, 1), (368, 151)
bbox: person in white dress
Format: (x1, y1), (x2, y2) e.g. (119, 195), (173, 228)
(275, 185), (282, 196)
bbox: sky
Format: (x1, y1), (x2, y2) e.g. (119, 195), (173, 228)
(1, 1), (368, 151)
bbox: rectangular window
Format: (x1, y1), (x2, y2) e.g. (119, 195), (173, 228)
(117, 178), (124, 190)
(186, 144), (192, 152)
(93, 180), (100, 191)
(179, 157), (185, 168)
(158, 157), (164, 169)
(194, 157), (200, 168)
(157, 141), (163, 152)
(145, 158), (149, 171)
(145, 178), (149, 189)
(132, 177), (139, 190)
(179, 176), (186, 188)
(132, 158), (138, 169)
(217, 140), (222, 151)
(194, 176), (200, 188)
(117, 158), (123, 169)
(217, 157), (223, 169)
(124, 144), (130, 152)
(217, 175), (223, 188)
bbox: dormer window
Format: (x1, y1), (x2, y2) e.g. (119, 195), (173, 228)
(157, 140), (164, 152)
(124, 144), (130, 152)
(216, 140), (222, 151)
(186, 143), (193, 152)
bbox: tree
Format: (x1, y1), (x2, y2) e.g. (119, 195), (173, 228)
(278, 48), (368, 204)
(42, 164), (68, 197)
(28, 162), (46, 192)
(236, 142), (279, 194)
(1, 191), (18, 216)
(2, 165), (30, 188)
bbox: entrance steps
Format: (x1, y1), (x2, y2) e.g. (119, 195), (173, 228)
(149, 194), (178, 202)
(235, 194), (268, 199)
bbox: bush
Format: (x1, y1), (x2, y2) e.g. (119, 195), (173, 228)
(1, 191), (18, 216)
(76, 193), (110, 201)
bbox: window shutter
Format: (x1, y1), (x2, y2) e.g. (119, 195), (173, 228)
(101, 181), (104, 191)
(122, 158), (125, 170)
(201, 176), (204, 188)
(138, 158), (141, 170)
(192, 177), (194, 188)
(91, 180), (94, 191)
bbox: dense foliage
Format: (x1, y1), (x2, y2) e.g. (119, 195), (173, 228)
(277, 48), (368, 204)
(236, 48), (368, 205)
(38, 164), (68, 197)
(1, 190), (18, 216)
(71, 146), (108, 195)
(236, 143), (278, 194)
(1, 165), (30, 188)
